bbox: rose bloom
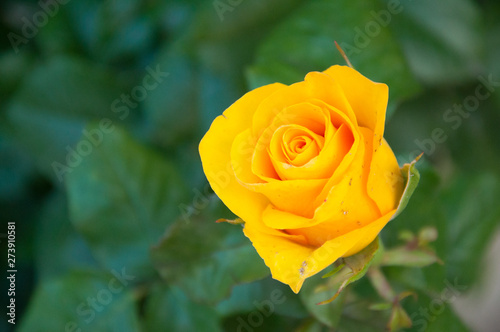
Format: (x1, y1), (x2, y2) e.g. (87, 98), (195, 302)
(199, 65), (404, 293)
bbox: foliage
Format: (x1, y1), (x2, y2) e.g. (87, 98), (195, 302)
(1, 0), (499, 331)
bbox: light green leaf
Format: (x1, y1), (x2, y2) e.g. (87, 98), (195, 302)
(380, 247), (441, 268)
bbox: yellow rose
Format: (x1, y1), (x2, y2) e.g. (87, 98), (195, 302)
(199, 65), (404, 293)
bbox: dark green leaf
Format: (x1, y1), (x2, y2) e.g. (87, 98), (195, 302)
(143, 284), (221, 332)
(18, 270), (140, 332)
(247, 0), (421, 116)
(0, 134), (34, 201)
(65, 0), (155, 64)
(388, 0), (482, 85)
(403, 290), (470, 332)
(142, 48), (199, 147)
(216, 276), (308, 319)
(151, 195), (269, 303)
(66, 125), (188, 279)
(441, 173), (500, 285)
(4, 57), (127, 181)
(35, 190), (97, 281)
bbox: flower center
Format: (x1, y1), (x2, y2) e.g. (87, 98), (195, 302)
(281, 127), (324, 166)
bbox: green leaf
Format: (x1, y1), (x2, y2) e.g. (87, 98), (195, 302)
(387, 0), (482, 85)
(295, 319), (331, 332)
(143, 284), (221, 332)
(441, 173), (500, 285)
(216, 276), (308, 319)
(380, 247), (440, 268)
(151, 195), (269, 303)
(18, 270), (140, 332)
(35, 190), (97, 281)
(142, 47), (199, 147)
(247, 0), (421, 116)
(66, 125), (188, 279)
(403, 290), (470, 332)
(4, 56), (128, 181)
(0, 51), (34, 98)
(65, 0), (155, 65)
(0, 134), (34, 201)
(391, 155), (421, 221)
(35, 4), (79, 56)
(338, 298), (389, 332)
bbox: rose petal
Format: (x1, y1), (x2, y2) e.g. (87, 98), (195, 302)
(243, 208), (397, 293)
(323, 66), (400, 212)
(252, 102), (329, 181)
(199, 83), (285, 225)
(261, 127), (377, 231)
(366, 138), (405, 214)
(231, 129), (327, 218)
(252, 71), (358, 138)
(254, 99), (357, 181)
(323, 65), (388, 144)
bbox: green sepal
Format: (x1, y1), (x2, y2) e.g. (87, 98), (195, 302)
(317, 237), (380, 305)
(391, 154), (422, 221)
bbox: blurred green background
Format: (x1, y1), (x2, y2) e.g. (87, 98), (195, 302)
(1, 0), (500, 331)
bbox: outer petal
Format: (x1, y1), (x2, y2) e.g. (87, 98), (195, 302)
(322, 65), (388, 142)
(252, 71), (358, 138)
(323, 66), (403, 213)
(243, 208), (397, 293)
(199, 83), (285, 224)
(366, 139), (405, 214)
